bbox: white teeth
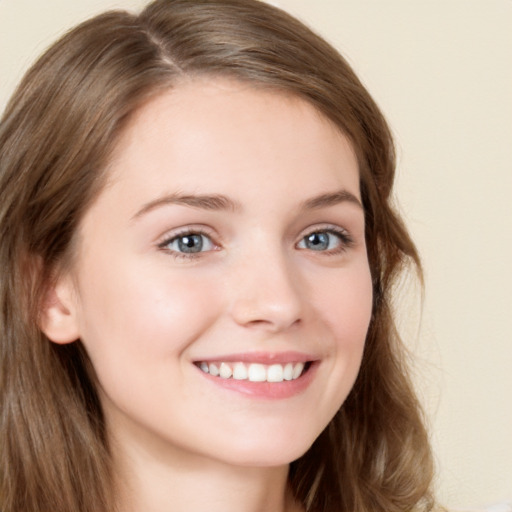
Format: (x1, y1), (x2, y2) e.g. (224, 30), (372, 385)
(219, 362), (232, 379)
(267, 364), (284, 382)
(292, 362), (304, 379)
(248, 363), (267, 382)
(198, 361), (307, 383)
(283, 363), (293, 381)
(232, 362), (248, 380)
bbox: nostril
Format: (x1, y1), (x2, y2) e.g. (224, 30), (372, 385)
(244, 317), (301, 331)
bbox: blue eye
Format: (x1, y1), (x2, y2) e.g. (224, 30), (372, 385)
(162, 232), (215, 254)
(297, 230), (348, 252)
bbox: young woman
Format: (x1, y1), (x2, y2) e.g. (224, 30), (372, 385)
(0, 1), (435, 511)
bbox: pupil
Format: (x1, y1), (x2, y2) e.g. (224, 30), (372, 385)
(308, 232), (328, 250)
(178, 235), (203, 253)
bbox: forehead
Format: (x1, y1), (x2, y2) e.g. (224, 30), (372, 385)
(103, 77), (360, 203)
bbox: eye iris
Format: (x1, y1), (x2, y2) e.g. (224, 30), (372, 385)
(306, 232), (329, 250)
(178, 234), (203, 253)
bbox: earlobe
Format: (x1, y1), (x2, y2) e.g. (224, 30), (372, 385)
(39, 276), (80, 344)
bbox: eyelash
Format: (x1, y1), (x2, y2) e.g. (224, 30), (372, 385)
(158, 228), (218, 260)
(157, 225), (354, 260)
(296, 226), (354, 255)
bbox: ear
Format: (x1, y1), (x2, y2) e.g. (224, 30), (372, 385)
(39, 274), (80, 344)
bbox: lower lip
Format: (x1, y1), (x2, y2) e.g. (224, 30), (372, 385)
(196, 362), (318, 400)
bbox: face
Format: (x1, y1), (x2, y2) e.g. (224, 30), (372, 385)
(54, 79), (372, 468)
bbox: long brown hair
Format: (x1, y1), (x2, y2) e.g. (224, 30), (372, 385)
(0, 1), (434, 511)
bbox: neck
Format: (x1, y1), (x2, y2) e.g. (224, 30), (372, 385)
(112, 436), (302, 512)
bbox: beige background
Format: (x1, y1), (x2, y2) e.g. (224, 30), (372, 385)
(1, 1), (511, 510)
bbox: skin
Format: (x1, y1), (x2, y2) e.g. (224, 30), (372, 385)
(42, 78), (373, 512)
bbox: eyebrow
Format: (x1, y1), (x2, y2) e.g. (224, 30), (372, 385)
(131, 193), (241, 220)
(131, 188), (363, 221)
(300, 190), (363, 210)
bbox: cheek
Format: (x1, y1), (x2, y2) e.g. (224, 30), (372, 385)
(316, 262), (373, 342)
(315, 262), (373, 389)
(75, 256), (222, 369)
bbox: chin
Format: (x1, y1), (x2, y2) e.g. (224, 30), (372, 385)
(208, 431), (317, 469)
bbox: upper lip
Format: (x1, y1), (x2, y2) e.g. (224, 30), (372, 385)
(193, 351), (317, 365)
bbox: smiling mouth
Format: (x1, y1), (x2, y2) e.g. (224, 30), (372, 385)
(194, 361), (311, 383)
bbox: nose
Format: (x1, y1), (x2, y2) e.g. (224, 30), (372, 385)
(229, 249), (304, 332)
